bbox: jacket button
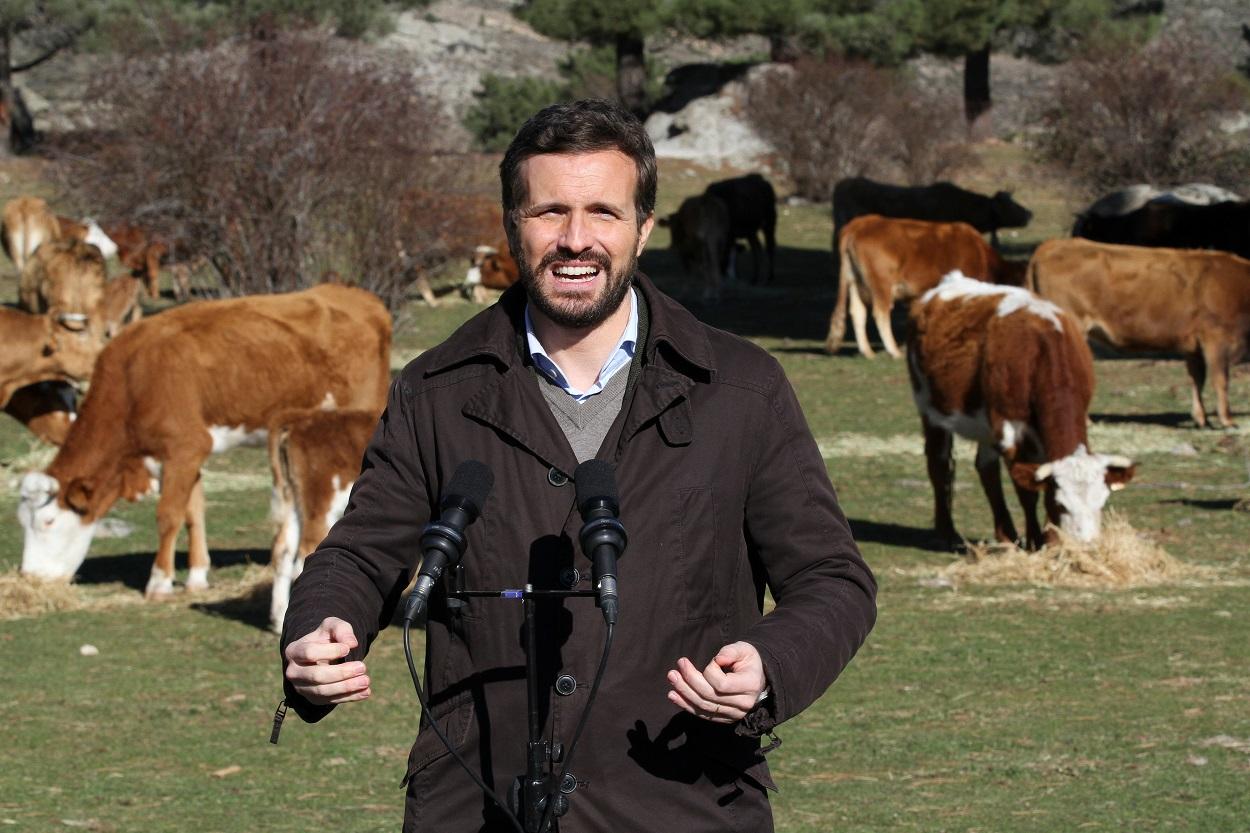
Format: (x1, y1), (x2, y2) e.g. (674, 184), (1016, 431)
(555, 674), (577, 696)
(559, 772), (578, 794)
(559, 567), (580, 588)
(547, 467), (568, 487)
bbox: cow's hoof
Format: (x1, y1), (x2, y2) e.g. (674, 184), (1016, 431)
(144, 581), (175, 600)
(185, 567), (210, 592)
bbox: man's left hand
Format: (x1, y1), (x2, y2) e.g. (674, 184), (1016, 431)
(666, 641), (766, 724)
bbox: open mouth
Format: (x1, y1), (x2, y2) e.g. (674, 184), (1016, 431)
(551, 263), (601, 283)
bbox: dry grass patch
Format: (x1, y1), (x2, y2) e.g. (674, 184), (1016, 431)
(941, 513), (1207, 589)
(0, 563), (274, 621)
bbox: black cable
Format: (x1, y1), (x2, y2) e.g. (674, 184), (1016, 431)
(403, 618), (525, 833)
(538, 622), (615, 833)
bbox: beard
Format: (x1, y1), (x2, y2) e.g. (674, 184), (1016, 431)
(519, 245), (638, 330)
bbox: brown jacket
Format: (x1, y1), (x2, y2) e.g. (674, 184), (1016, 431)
(281, 274), (876, 832)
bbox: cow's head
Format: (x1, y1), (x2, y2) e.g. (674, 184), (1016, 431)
(1018, 445), (1135, 542)
(992, 191), (1033, 229)
(17, 472), (98, 581)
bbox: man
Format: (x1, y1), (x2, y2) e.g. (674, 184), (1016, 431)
(281, 99), (876, 832)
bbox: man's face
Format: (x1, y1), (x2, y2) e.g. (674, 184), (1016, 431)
(513, 150), (654, 330)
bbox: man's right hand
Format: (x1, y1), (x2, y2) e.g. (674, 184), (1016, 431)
(284, 617), (371, 705)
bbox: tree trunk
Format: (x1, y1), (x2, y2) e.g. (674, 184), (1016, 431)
(616, 32), (647, 119)
(963, 45), (992, 139)
(0, 24), (38, 155)
(769, 33), (800, 63)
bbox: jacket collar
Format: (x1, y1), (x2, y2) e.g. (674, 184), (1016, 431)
(420, 272), (716, 380)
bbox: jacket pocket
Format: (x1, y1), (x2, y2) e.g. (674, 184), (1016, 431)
(400, 695), (473, 791)
(673, 485), (719, 621)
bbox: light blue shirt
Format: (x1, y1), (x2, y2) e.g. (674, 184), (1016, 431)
(526, 288), (638, 403)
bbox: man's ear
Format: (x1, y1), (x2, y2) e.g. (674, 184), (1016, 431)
(65, 478), (94, 515)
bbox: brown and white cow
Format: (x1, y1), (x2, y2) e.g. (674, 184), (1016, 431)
(907, 271), (1135, 549)
(2, 196), (62, 274)
(827, 215), (1025, 358)
(266, 407), (378, 630)
(659, 193), (731, 302)
(18, 239), (109, 339)
(18, 283), (392, 597)
(1028, 238), (1250, 428)
(464, 240), (520, 304)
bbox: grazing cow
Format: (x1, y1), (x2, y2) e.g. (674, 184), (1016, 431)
(4, 381), (76, 446)
(1, 306), (98, 411)
(1028, 238), (1250, 428)
(18, 284), (392, 598)
(1073, 183), (1242, 235)
(659, 192), (731, 301)
(54, 215), (119, 261)
(908, 271), (1135, 549)
(267, 408), (378, 631)
(58, 218), (171, 300)
(1073, 200), (1250, 260)
(18, 239), (109, 337)
(827, 215), (1025, 358)
(464, 241), (520, 304)
(99, 273), (144, 337)
(2, 196), (61, 274)
(705, 173), (777, 284)
(832, 177), (1032, 249)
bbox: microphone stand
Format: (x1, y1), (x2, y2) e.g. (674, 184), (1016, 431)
(450, 566), (599, 833)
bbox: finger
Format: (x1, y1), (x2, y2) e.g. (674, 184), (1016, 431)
(320, 617), (358, 649)
(287, 661), (368, 687)
(300, 674), (371, 701)
(701, 656), (758, 697)
(668, 689), (741, 723)
(669, 663), (717, 710)
(287, 639), (353, 664)
(326, 687), (371, 705)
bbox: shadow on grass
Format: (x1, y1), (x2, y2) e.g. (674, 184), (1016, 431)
(192, 582), (273, 631)
(1090, 411), (1194, 428)
(76, 548), (265, 592)
(847, 517), (953, 553)
(1160, 497), (1243, 511)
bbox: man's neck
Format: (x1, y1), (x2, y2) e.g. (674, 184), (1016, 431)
(529, 294), (633, 392)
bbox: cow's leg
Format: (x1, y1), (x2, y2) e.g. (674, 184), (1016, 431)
(184, 477), (210, 591)
(1184, 350), (1209, 427)
(848, 280), (876, 358)
(746, 234), (763, 284)
(872, 294), (903, 359)
(1015, 481), (1045, 550)
(763, 223), (776, 284)
(923, 418), (958, 548)
(825, 240), (849, 354)
(1205, 341), (1238, 429)
(974, 443), (1018, 545)
(147, 454), (207, 598)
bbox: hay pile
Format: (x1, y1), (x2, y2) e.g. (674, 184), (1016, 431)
(0, 563), (275, 621)
(941, 512), (1199, 589)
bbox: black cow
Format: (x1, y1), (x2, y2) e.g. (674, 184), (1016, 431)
(1073, 200), (1250, 260)
(705, 173), (777, 284)
(832, 177), (1032, 248)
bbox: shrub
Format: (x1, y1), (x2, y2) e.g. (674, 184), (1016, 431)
(1039, 29), (1250, 191)
(464, 74), (566, 152)
(745, 57), (969, 200)
(52, 29), (466, 311)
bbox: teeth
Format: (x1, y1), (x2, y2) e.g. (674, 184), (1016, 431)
(553, 266), (598, 276)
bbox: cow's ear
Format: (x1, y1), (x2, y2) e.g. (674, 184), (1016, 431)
(65, 478), (94, 515)
(1105, 462), (1137, 492)
(1009, 462), (1046, 492)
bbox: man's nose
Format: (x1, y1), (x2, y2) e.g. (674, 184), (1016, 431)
(558, 211), (593, 254)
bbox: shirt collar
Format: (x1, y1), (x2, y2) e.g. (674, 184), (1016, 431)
(525, 288), (638, 402)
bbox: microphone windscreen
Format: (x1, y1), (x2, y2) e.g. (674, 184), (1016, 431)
(574, 459), (618, 512)
(445, 460), (494, 511)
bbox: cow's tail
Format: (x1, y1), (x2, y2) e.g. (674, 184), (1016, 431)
(826, 227), (856, 353)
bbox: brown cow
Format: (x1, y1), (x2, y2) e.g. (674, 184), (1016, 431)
(1028, 238), (1250, 428)
(18, 239), (109, 338)
(18, 284), (392, 598)
(659, 193), (731, 302)
(908, 271), (1135, 549)
(1, 306), (97, 412)
(2, 196), (61, 275)
(827, 215), (1024, 358)
(464, 241), (520, 303)
(267, 407), (378, 631)
(58, 217), (172, 301)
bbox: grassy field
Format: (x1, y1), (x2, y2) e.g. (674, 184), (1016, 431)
(2, 148), (1249, 832)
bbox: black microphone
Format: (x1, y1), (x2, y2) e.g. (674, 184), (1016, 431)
(404, 460), (493, 622)
(575, 460), (627, 626)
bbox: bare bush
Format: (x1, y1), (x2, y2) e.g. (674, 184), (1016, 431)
(51, 30), (476, 311)
(1040, 30), (1250, 191)
(745, 57), (970, 200)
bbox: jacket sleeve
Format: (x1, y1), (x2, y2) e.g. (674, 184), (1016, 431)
(279, 374), (431, 722)
(737, 361), (876, 736)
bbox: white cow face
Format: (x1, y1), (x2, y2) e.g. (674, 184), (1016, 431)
(18, 472), (97, 580)
(1035, 446), (1135, 542)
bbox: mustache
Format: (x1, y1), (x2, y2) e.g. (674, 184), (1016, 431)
(537, 250), (612, 273)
